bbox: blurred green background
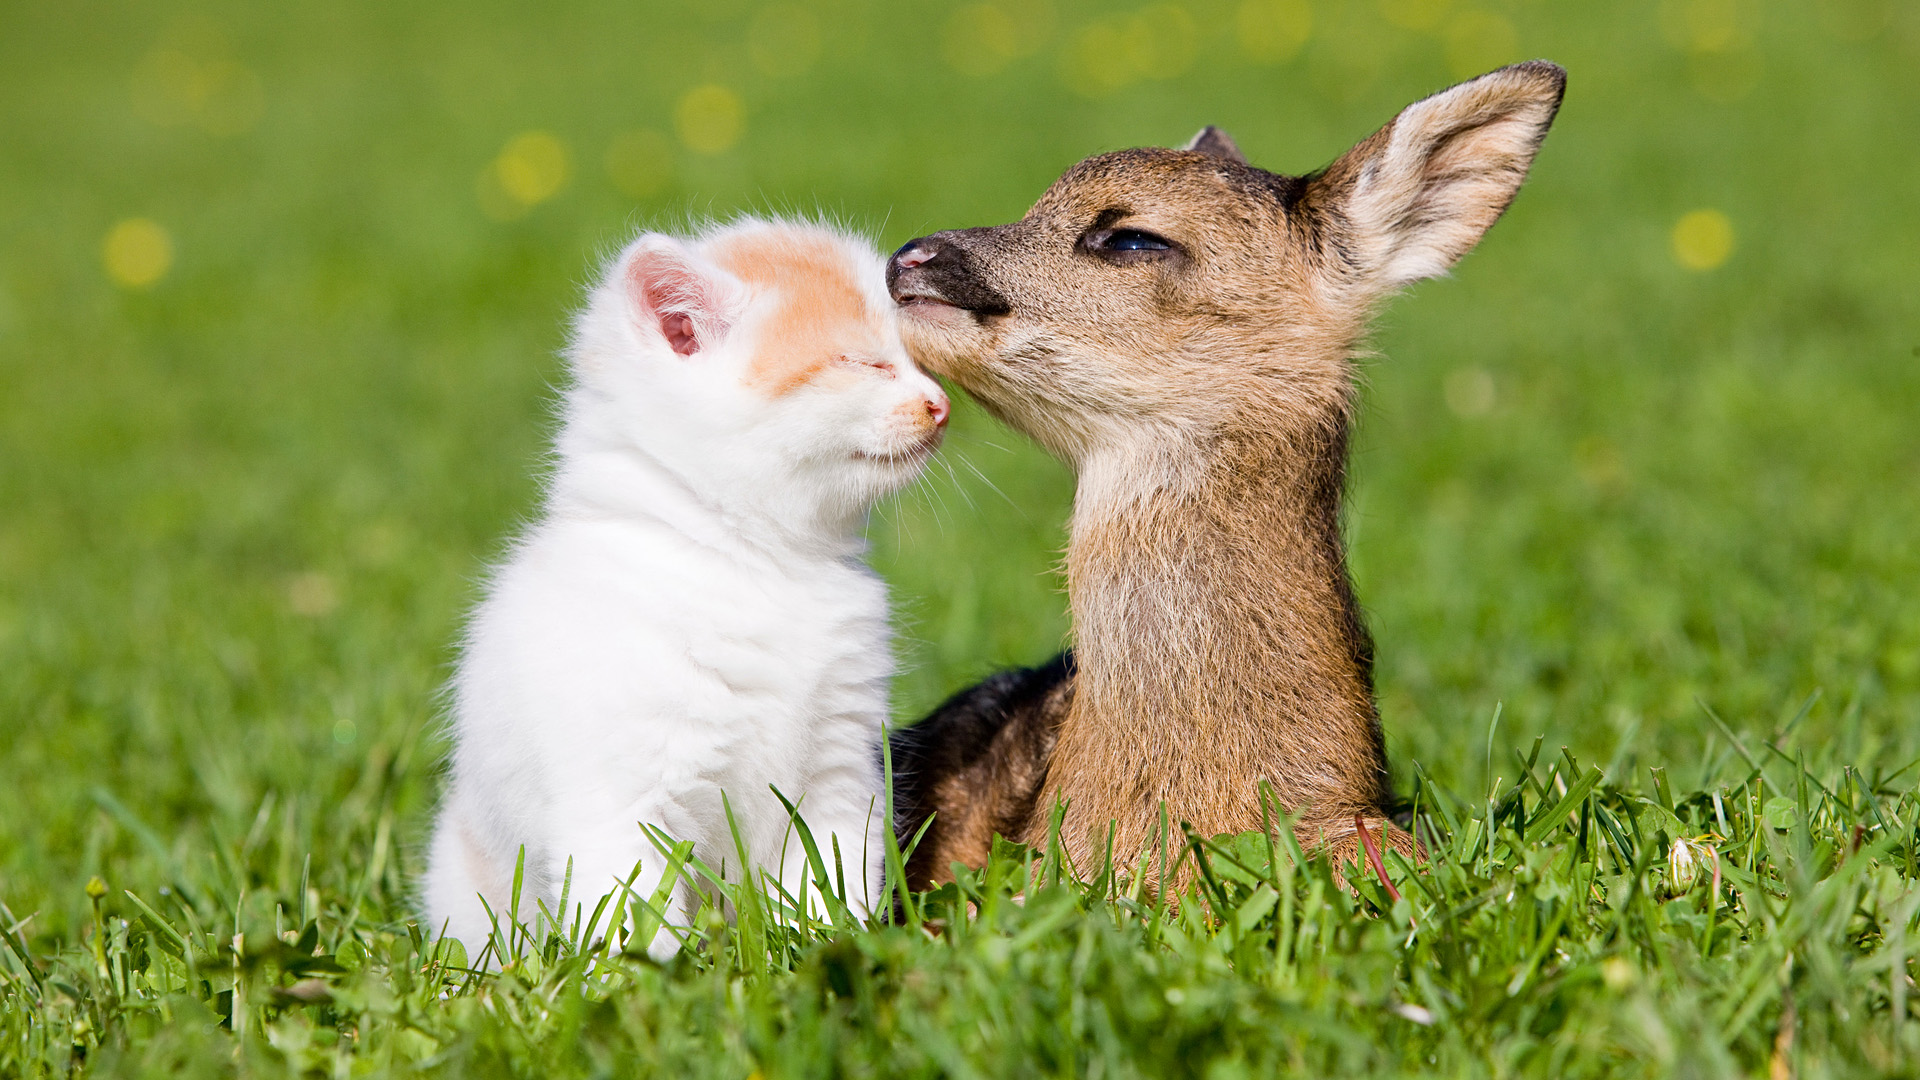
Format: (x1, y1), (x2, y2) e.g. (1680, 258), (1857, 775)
(2, 0), (1916, 938)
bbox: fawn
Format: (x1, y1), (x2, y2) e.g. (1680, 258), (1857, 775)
(886, 62), (1566, 890)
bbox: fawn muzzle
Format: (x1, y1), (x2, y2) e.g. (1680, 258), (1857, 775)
(886, 234), (1012, 318)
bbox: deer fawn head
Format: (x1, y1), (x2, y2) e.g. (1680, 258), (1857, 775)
(888, 61), (1566, 472)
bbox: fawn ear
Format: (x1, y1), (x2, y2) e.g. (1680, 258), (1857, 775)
(1309, 61), (1565, 292)
(622, 234), (739, 358)
(1183, 126), (1247, 164)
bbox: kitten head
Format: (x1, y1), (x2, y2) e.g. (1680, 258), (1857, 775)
(569, 218), (949, 530)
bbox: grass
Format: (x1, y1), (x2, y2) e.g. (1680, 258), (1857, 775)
(2, 0), (1918, 1075)
(7, 746), (1920, 1076)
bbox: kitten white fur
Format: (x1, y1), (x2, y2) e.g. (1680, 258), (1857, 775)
(423, 218), (948, 960)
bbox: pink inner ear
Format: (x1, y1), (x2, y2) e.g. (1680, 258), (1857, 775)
(627, 247), (718, 358)
(659, 312), (698, 357)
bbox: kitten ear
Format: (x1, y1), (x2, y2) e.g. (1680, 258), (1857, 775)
(622, 234), (737, 358)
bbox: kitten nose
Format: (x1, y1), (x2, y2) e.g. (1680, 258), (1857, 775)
(926, 393), (950, 428)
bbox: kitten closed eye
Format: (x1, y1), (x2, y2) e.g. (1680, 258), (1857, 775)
(838, 353), (897, 376)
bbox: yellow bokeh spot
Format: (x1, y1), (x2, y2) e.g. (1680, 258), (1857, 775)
(476, 132), (571, 222)
(1671, 209), (1735, 271)
(1380, 0), (1451, 31)
(945, 1), (1055, 74)
(1059, 5), (1196, 98)
(1236, 0), (1312, 64)
(1309, 36), (1384, 100)
(286, 571), (339, 617)
(1442, 10), (1519, 79)
(130, 49), (202, 127)
(130, 46), (265, 136)
(747, 5), (823, 78)
(676, 85), (745, 155)
(1574, 436), (1627, 494)
(1688, 48), (1762, 103)
(498, 132), (571, 205)
(103, 219), (173, 289)
(1443, 366), (1495, 418)
(606, 130), (675, 200)
(944, 4), (1020, 77)
(1658, 0), (1748, 53)
(1133, 5), (1198, 80)
(1060, 20), (1134, 98)
(195, 60), (266, 136)
(1819, 0), (1893, 43)
(1601, 957), (1636, 990)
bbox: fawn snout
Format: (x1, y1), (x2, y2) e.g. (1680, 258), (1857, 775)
(887, 235), (1011, 319)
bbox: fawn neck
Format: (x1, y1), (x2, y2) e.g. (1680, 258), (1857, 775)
(1047, 386), (1390, 855)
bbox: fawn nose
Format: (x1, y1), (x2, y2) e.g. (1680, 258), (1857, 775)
(889, 238), (940, 275)
(887, 233), (1013, 316)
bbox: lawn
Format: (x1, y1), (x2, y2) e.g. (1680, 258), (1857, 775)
(3, 0), (1919, 1075)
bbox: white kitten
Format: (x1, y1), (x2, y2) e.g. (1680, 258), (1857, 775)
(424, 218), (948, 959)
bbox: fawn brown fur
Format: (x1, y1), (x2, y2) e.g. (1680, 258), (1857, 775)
(887, 62), (1566, 888)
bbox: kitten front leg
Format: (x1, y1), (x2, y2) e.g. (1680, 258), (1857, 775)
(556, 812), (700, 961)
(422, 802), (518, 959)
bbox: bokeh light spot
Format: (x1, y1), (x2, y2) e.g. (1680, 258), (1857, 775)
(1656, 0), (1759, 101)
(606, 130), (675, 200)
(1818, 0), (1893, 42)
(130, 49), (203, 127)
(748, 5), (823, 78)
(1575, 437), (1628, 495)
(1380, 0), (1452, 31)
(287, 571), (340, 617)
(1658, 0), (1749, 53)
(1308, 35), (1384, 102)
(497, 132), (571, 205)
(1236, 0), (1312, 64)
(129, 43), (264, 135)
(352, 521), (406, 567)
(103, 219), (173, 289)
(1444, 366), (1496, 418)
(1059, 5), (1196, 98)
(1671, 209), (1735, 270)
(1136, 5), (1198, 79)
(944, 5), (1021, 76)
(1442, 11), (1519, 79)
(1060, 20), (1133, 98)
(478, 132), (572, 221)
(1688, 49), (1762, 102)
(193, 61), (265, 136)
(677, 85), (745, 155)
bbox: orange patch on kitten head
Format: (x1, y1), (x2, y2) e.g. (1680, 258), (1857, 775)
(708, 228), (881, 397)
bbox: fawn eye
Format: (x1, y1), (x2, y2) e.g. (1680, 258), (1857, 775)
(1100, 229), (1171, 252)
(1079, 225), (1179, 263)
